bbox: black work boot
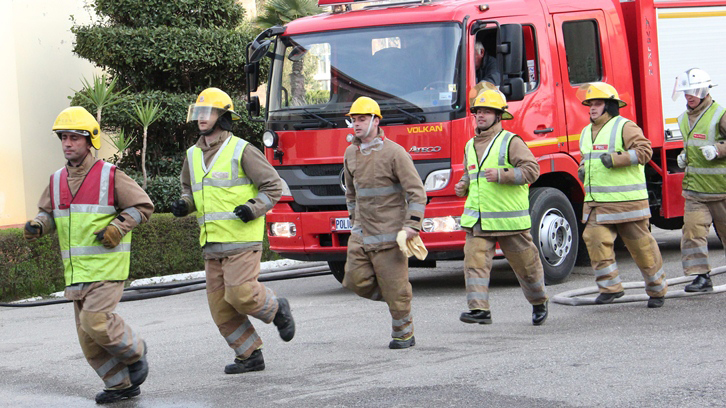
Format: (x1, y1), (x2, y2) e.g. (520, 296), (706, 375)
(95, 385), (140, 404)
(224, 349), (265, 374)
(273, 297), (295, 342)
(128, 340), (148, 387)
(685, 274), (713, 292)
(595, 291), (625, 304)
(532, 301), (548, 326)
(647, 297), (665, 308)
(459, 309), (492, 324)
(389, 335), (415, 349)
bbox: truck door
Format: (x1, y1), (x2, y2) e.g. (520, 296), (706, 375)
(552, 11), (613, 156)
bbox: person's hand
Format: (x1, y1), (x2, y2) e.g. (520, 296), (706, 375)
(578, 167), (585, 182)
(170, 199), (189, 217)
(24, 220), (42, 242)
(403, 227), (418, 241)
(93, 225), (122, 249)
(700, 145), (719, 161)
(234, 205), (254, 222)
(454, 180), (468, 197)
(483, 168), (498, 183)
(599, 153), (614, 169)
(677, 152), (687, 168)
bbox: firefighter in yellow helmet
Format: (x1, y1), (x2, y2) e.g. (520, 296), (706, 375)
(342, 96), (427, 349)
(576, 82), (667, 307)
(171, 87), (295, 374)
(24, 106), (154, 403)
(672, 68), (726, 292)
(455, 84), (548, 325)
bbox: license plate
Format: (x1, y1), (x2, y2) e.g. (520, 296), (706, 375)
(334, 217), (352, 231)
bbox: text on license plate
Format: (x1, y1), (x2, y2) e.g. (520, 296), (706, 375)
(334, 217), (352, 231)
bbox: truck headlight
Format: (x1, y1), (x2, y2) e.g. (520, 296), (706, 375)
(263, 130), (278, 148)
(421, 216), (461, 232)
(424, 169), (451, 191)
(270, 222), (297, 237)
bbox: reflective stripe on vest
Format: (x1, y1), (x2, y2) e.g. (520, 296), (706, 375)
(188, 136), (264, 246)
(679, 102), (726, 193)
(51, 161), (131, 286)
(580, 116), (648, 202)
(460, 131), (531, 231)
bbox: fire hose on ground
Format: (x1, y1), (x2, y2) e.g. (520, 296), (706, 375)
(0, 262), (331, 308)
(552, 265), (726, 306)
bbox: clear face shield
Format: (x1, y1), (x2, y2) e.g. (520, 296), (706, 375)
(187, 105), (221, 122)
(672, 71), (714, 101)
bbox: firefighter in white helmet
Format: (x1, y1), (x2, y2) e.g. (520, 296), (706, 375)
(171, 87), (295, 374)
(455, 84), (548, 325)
(342, 96), (427, 349)
(577, 82), (667, 307)
(24, 106), (153, 403)
(672, 68), (726, 292)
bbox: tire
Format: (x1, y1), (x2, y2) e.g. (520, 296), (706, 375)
(328, 261), (346, 283)
(529, 187), (579, 285)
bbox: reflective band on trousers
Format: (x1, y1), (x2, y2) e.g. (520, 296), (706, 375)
(580, 116), (648, 203)
(680, 102), (726, 194)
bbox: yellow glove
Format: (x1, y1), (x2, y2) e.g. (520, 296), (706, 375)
(93, 224), (123, 249)
(406, 235), (428, 261)
(396, 230), (413, 258)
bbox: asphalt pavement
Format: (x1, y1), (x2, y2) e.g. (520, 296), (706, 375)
(2, 228), (726, 407)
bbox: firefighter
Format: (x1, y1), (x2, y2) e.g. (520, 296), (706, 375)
(170, 88), (294, 374)
(455, 86), (548, 325)
(673, 68), (726, 292)
(577, 82), (667, 308)
(23, 106), (153, 403)
(342, 96), (427, 349)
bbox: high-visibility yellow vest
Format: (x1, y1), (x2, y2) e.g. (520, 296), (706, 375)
(580, 116), (648, 202)
(679, 102), (726, 193)
(460, 131), (531, 231)
(51, 161), (131, 286)
(187, 135), (264, 246)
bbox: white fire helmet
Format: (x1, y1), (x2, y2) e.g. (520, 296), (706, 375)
(672, 68), (716, 101)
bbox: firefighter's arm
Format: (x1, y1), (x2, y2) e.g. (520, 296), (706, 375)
(25, 185), (55, 241)
(343, 153), (356, 222)
(455, 153), (470, 197)
(395, 151), (426, 231)
(111, 170), (154, 235)
(177, 156), (197, 213)
(239, 146), (283, 220)
(611, 121), (652, 167)
(715, 114), (726, 158)
(498, 136), (540, 185)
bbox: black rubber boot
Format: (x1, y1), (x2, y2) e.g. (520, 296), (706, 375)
(685, 274), (713, 293)
(273, 298), (295, 342)
(95, 385), (140, 404)
(389, 336), (415, 349)
(647, 297), (665, 308)
(459, 309), (492, 324)
(128, 340), (148, 386)
(532, 301), (548, 326)
(595, 291), (625, 304)
(224, 349), (265, 374)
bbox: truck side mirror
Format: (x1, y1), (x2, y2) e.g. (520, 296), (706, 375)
(247, 96), (261, 117)
(245, 62), (260, 93)
(500, 78), (525, 101)
(499, 24), (523, 76)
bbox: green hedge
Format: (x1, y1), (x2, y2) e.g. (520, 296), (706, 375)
(0, 213), (278, 302)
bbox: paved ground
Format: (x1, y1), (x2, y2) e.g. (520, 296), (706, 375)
(2, 228), (726, 407)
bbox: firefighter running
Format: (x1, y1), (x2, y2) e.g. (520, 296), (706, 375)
(577, 82), (668, 308)
(24, 107), (153, 404)
(455, 85), (548, 325)
(673, 68), (726, 292)
(342, 96), (427, 349)
(171, 88), (295, 374)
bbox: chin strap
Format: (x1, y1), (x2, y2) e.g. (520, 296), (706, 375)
(198, 119), (218, 136)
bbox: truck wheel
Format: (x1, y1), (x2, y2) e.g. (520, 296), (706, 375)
(328, 261), (346, 283)
(529, 187), (578, 285)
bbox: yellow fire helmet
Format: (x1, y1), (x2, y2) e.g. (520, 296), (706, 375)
(576, 82), (627, 107)
(52, 106), (101, 149)
(347, 96), (382, 119)
(187, 87), (241, 122)
(470, 87), (513, 120)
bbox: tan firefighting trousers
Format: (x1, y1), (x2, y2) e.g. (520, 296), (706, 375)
(66, 281), (145, 390)
(343, 234), (413, 340)
(463, 231), (548, 311)
(583, 218), (667, 297)
(681, 198), (726, 276)
(206, 250), (279, 359)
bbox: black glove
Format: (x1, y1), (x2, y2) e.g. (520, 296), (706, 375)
(234, 205), (254, 222)
(599, 153), (614, 169)
(171, 199), (189, 217)
(578, 167), (585, 183)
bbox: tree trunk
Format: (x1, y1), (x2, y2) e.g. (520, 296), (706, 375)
(290, 59), (306, 106)
(142, 128), (148, 189)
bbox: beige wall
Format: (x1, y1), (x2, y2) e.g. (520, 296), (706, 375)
(0, 0), (99, 227)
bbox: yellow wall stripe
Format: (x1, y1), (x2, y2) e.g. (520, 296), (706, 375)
(659, 11), (726, 19)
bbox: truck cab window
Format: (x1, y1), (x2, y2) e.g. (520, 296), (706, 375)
(562, 20), (602, 84)
(522, 25), (539, 93)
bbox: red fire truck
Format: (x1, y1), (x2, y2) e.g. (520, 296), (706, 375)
(244, 0), (726, 284)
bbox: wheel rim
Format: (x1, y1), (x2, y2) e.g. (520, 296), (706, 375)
(537, 208), (573, 267)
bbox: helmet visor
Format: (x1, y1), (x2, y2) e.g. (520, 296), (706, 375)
(187, 105), (221, 122)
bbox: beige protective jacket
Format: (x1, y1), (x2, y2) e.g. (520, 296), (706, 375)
(343, 129), (426, 252)
(34, 153), (154, 236)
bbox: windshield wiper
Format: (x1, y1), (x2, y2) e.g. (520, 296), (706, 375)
(301, 108), (337, 128)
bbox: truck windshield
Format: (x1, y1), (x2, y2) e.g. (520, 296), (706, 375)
(268, 23), (462, 120)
